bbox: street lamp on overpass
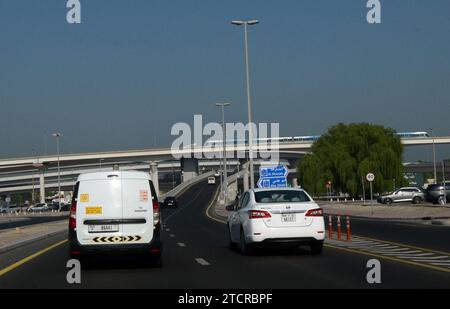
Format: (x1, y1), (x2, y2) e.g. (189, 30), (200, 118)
(231, 19), (259, 189)
(52, 133), (62, 211)
(216, 102), (231, 205)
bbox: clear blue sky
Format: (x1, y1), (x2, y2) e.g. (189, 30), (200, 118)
(0, 0), (449, 161)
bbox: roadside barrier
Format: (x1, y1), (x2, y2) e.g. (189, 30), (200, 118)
(346, 216), (351, 242)
(328, 215), (333, 239)
(337, 216), (342, 240)
(327, 215), (351, 242)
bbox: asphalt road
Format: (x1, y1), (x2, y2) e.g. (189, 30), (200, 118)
(0, 181), (449, 289)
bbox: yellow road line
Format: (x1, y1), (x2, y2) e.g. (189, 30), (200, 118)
(324, 243), (450, 274)
(0, 239), (68, 277)
(205, 187), (227, 225)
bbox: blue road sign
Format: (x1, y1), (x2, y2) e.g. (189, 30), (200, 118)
(258, 176), (288, 189)
(258, 165), (288, 189)
(260, 165), (288, 178)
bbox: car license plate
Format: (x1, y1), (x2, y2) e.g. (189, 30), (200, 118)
(281, 214), (296, 223)
(88, 225), (119, 233)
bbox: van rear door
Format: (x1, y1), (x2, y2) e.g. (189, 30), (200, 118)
(77, 174), (123, 245)
(121, 177), (154, 244)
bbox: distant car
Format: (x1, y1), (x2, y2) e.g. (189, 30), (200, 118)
(208, 177), (216, 185)
(377, 187), (425, 205)
(60, 203), (70, 212)
(426, 183), (450, 205)
(27, 203), (49, 212)
(163, 197), (178, 208)
(5, 205), (21, 213)
(226, 188), (325, 255)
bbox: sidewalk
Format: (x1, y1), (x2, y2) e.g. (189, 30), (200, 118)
(319, 202), (450, 220)
(0, 220), (68, 253)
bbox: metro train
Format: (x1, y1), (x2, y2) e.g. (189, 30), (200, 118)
(204, 131), (429, 147)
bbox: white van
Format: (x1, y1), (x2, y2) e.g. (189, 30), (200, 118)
(208, 176), (216, 185)
(68, 171), (162, 266)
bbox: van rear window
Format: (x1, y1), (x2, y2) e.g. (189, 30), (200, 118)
(255, 190), (311, 204)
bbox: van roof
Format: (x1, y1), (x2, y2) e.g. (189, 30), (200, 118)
(77, 171), (151, 181)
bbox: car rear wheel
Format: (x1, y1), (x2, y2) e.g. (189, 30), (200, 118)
(413, 197), (422, 204)
(438, 196), (446, 206)
(148, 254), (162, 268)
(227, 225), (237, 250)
(310, 241), (323, 255)
(385, 198), (393, 206)
(240, 230), (253, 256)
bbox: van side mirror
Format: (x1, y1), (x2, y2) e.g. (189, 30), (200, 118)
(226, 205), (235, 212)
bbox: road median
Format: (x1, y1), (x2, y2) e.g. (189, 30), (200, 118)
(319, 202), (450, 221)
(0, 220), (68, 254)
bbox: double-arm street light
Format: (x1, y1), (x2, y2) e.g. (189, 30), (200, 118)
(231, 19), (259, 189)
(216, 103), (231, 204)
(52, 133), (62, 211)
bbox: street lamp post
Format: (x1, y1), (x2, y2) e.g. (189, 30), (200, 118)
(430, 128), (437, 184)
(216, 103), (231, 204)
(232, 19), (259, 189)
(52, 133), (62, 211)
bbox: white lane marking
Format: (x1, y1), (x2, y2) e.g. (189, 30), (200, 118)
(177, 242), (186, 247)
(195, 258), (210, 266)
(412, 256), (450, 261)
(403, 253), (435, 257)
(381, 251), (423, 256)
(430, 262), (450, 266)
(371, 248), (413, 253)
(169, 234), (175, 238)
(370, 244), (397, 248)
(166, 228), (171, 232)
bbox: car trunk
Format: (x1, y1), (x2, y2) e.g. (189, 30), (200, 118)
(257, 202), (316, 228)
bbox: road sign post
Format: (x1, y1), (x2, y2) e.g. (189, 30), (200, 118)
(366, 173), (375, 215)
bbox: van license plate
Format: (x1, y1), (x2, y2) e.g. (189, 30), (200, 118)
(88, 225), (119, 233)
(281, 214), (296, 223)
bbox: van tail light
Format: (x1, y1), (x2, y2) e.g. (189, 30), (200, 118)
(153, 199), (160, 226)
(305, 208), (324, 217)
(69, 200), (77, 229)
(248, 210), (271, 219)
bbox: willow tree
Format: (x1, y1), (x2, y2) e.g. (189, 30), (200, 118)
(298, 123), (407, 197)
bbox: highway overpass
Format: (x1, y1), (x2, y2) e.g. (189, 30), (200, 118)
(0, 136), (449, 200)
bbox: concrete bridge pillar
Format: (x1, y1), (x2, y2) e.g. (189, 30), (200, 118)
(242, 162), (249, 192)
(181, 158), (199, 183)
(150, 162), (160, 196)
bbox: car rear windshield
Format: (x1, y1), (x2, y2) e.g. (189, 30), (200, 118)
(255, 190), (311, 203)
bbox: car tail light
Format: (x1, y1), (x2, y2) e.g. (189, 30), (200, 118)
(69, 200), (77, 229)
(153, 199), (160, 226)
(305, 208), (324, 217)
(248, 210), (271, 219)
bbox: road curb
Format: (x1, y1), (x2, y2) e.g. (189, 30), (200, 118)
(0, 228), (67, 254)
(323, 212), (450, 222)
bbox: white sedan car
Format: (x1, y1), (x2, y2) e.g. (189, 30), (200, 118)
(227, 188), (325, 255)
